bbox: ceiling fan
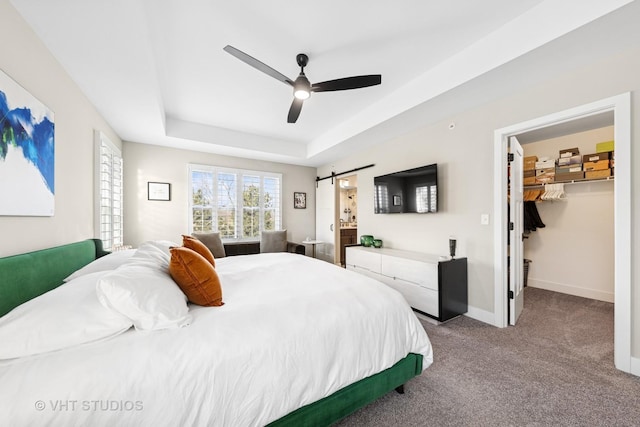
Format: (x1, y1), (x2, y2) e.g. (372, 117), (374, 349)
(223, 45), (382, 123)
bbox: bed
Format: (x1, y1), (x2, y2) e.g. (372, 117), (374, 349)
(0, 239), (432, 426)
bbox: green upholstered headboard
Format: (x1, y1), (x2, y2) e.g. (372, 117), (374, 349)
(0, 239), (108, 317)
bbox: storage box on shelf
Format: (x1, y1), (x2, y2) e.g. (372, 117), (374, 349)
(583, 152), (611, 163)
(523, 156), (538, 171)
(596, 140), (614, 153)
(535, 159), (555, 169)
(345, 246), (467, 322)
(535, 167), (555, 184)
(556, 164), (583, 174)
(557, 146), (581, 168)
(585, 169), (612, 180)
(535, 176), (554, 184)
(535, 167), (555, 176)
(583, 159), (610, 171)
(559, 147), (580, 157)
(555, 171), (585, 182)
(557, 155), (582, 166)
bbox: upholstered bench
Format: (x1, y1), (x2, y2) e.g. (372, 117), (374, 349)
(192, 231), (305, 258)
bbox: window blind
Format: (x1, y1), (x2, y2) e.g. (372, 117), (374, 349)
(95, 131), (123, 251)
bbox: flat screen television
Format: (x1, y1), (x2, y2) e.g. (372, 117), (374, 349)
(374, 163), (438, 214)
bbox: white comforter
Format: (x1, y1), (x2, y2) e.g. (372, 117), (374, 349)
(0, 253), (432, 426)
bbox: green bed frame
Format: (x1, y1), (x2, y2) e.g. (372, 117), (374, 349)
(268, 353), (422, 426)
(0, 239), (108, 317)
(0, 239), (423, 426)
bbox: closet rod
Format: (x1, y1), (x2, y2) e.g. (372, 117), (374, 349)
(316, 164), (375, 187)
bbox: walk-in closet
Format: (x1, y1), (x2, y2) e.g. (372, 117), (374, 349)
(520, 124), (614, 304)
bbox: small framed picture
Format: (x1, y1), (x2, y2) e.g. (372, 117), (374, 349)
(148, 182), (171, 201)
(294, 192), (306, 209)
(393, 195), (401, 206)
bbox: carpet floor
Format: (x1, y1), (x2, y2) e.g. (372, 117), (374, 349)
(337, 287), (640, 426)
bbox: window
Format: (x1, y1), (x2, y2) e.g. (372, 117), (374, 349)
(374, 183), (389, 213)
(94, 131), (123, 251)
(415, 184), (437, 213)
(189, 164), (281, 240)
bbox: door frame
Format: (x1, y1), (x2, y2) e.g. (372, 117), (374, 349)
(492, 93), (631, 373)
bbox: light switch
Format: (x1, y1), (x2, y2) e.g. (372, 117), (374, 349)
(481, 214), (490, 225)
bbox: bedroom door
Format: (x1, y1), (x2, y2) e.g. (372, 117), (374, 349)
(509, 136), (524, 325)
(315, 176), (338, 263)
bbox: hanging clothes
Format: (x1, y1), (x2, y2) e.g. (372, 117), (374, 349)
(524, 201), (545, 233)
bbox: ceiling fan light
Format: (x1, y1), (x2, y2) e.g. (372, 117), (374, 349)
(293, 73), (311, 100)
(294, 89), (310, 100)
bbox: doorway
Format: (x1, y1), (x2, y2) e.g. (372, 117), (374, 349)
(337, 175), (358, 267)
(493, 93), (632, 374)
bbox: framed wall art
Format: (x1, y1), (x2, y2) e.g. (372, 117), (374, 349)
(294, 192), (306, 209)
(0, 69), (55, 216)
(148, 182), (171, 201)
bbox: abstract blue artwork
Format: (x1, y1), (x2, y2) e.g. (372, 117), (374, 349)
(0, 69), (55, 216)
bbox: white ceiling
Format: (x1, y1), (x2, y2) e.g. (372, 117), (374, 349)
(9, 0), (637, 166)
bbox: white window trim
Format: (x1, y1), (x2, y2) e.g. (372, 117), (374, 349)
(188, 164), (282, 241)
(94, 130), (123, 251)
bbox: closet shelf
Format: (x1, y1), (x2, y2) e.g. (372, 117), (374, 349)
(523, 176), (614, 189)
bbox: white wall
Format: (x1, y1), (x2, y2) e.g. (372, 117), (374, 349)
(122, 142), (316, 251)
(317, 46), (640, 356)
(0, 1), (122, 257)
(523, 127), (614, 302)
(317, 115), (495, 316)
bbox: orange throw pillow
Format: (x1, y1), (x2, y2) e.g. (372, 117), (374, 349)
(182, 234), (216, 267)
(169, 247), (224, 307)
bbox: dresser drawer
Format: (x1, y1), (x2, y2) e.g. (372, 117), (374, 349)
(380, 276), (439, 318)
(346, 264), (381, 281)
(346, 247), (381, 273)
(381, 255), (438, 291)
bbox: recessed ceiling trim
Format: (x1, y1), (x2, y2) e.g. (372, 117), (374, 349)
(165, 117), (306, 158)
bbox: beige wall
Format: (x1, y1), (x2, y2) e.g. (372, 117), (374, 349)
(523, 127), (615, 302)
(318, 46), (639, 355)
(122, 142), (316, 251)
(0, 1), (122, 257)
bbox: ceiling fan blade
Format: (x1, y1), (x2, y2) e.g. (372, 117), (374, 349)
(223, 45), (294, 86)
(311, 75), (381, 92)
(287, 98), (304, 123)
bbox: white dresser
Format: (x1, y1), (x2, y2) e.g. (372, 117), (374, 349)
(345, 246), (467, 322)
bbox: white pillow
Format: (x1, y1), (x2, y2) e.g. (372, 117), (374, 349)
(127, 240), (177, 271)
(64, 249), (137, 282)
(96, 264), (191, 331)
(0, 272), (132, 360)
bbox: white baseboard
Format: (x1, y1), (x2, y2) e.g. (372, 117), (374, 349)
(464, 305), (496, 326)
(413, 311), (440, 325)
(630, 356), (640, 377)
(527, 278), (614, 303)
(413, 307), (495, 327)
